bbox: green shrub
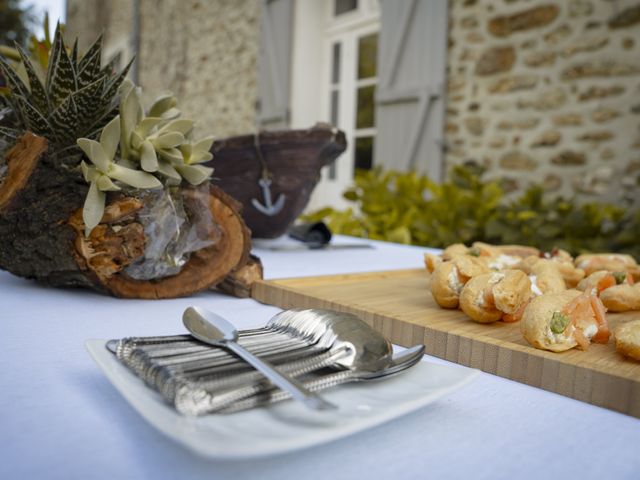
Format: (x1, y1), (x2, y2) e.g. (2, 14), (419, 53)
(302, 165), (640, 261)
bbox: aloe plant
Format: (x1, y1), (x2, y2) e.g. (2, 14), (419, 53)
(0, 22), (132, 154)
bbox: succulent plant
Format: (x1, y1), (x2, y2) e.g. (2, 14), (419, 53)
(0, 23), (132, 154)
(117, 79), (213, 187)
(78, 115), (162, 235)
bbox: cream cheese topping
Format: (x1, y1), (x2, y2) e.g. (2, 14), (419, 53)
(529, 275), (543, 296)
(488, 254), (521, 271)
(448, 266), (464, 295)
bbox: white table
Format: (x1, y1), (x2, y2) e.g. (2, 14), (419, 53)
(1, 236), (638, 479)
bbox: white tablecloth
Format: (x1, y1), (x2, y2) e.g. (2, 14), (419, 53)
(1, 236), (638, 479)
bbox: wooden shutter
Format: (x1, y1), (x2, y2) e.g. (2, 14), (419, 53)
(375, 0), (448, 181)
(257, 0), (294, 130)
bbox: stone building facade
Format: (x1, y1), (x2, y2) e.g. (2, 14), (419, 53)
(446, 0), (640, 203)
(65, 0), (640, 205)
(66, 0), (260, 139)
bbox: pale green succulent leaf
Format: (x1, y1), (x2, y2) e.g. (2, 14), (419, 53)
(157, 160), (182, 182)
(96, 174), (121, 192)
(160, 107), (181, 120)
(153, 131), (184, 149)
(80, 162), (105, 183)
(119, 87), (142, 159)
(137, 117), (165, 137)
(188, 150), (213, 165)
(118, 78), (135, 101)
(160, 119), (194, 136)
(158, 147), (184, 163)
(100, 115), (120, 161)
(176, 164), (213, 185)
(83, 181), (106, 236)
(193, 136), (215, 154)
(130, 130), (144, 150)
(77, 138), (111, 172)
(109, 164), (163, 189)
(148, 93), (177, 117)
(140, 140), (159, 172)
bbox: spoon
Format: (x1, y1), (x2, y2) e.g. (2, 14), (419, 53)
(175, 309), (396, 415)
(182, 306), (336, 411)
(218, 344), (426, 414)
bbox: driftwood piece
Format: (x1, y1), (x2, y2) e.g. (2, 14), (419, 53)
(215, 254), (264, 298)
(210, 123), (347, 239)
(0, 133), (255, 298)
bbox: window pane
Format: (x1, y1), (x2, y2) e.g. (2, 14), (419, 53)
(354, 136), (374, 171)
(335, 0), (358, 16)
(357, 34), (377, 79)
(331, 42), (341, 85)
(356, 85), (375, 129)
(330, 90), (339, 125)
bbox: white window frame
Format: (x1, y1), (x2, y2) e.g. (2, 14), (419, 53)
(292, 0), (380, 212)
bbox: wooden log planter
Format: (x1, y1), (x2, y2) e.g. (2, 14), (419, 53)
(0, 132), (254, 298)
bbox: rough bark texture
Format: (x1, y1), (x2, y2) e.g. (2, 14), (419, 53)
(0, 133), (256, 298)
(216, 254), (264, 298)
(209, 123), (347, 238)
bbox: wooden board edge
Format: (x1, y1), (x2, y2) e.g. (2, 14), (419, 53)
(251, 278), (640, 419)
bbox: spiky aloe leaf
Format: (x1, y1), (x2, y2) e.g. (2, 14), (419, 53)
(85, 103), (119, 140)
(0, 126), (20, 139)
(46, 25), (78, 107)
(0, 58), (30, 99)
(102, 58), (134, 102)
(70, 76), (105, 127)
(77, 34), (103, 86)
(48, 95), (79, 145)
(13, 95), (51, 134)
(14, 44), (48, 113)
(71, 38), (78, 67)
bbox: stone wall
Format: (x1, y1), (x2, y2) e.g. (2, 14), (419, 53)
(66, 0), (260, 139)
(445, 0), (640, 204)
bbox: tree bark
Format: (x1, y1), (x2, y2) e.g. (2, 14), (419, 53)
(0, 133), (256, 298)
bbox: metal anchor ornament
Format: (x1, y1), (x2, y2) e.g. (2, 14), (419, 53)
(251, 177), (285, 216)
(250, 132), (285, 216)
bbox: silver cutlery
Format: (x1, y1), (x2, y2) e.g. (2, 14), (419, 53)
(182, 306), (337, 411)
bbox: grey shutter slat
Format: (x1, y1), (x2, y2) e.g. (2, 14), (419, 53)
(257, 0), (293, 130)
(375, 0), (448, 181)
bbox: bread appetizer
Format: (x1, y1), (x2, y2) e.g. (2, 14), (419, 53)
(575, 253), (640, 281)
(614, 320), (640, 361)
(521, 290), (610, 352)
(459, 270), (531, 323)
(600, 283), (640, 312)
(430, 255), (490, 308)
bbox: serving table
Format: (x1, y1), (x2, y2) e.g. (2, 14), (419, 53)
(1, 236), (638, 479)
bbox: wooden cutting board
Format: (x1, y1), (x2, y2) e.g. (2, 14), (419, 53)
(251, 269), (640, 418)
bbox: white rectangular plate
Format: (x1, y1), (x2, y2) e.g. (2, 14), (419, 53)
(86, 339), (479, 459)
